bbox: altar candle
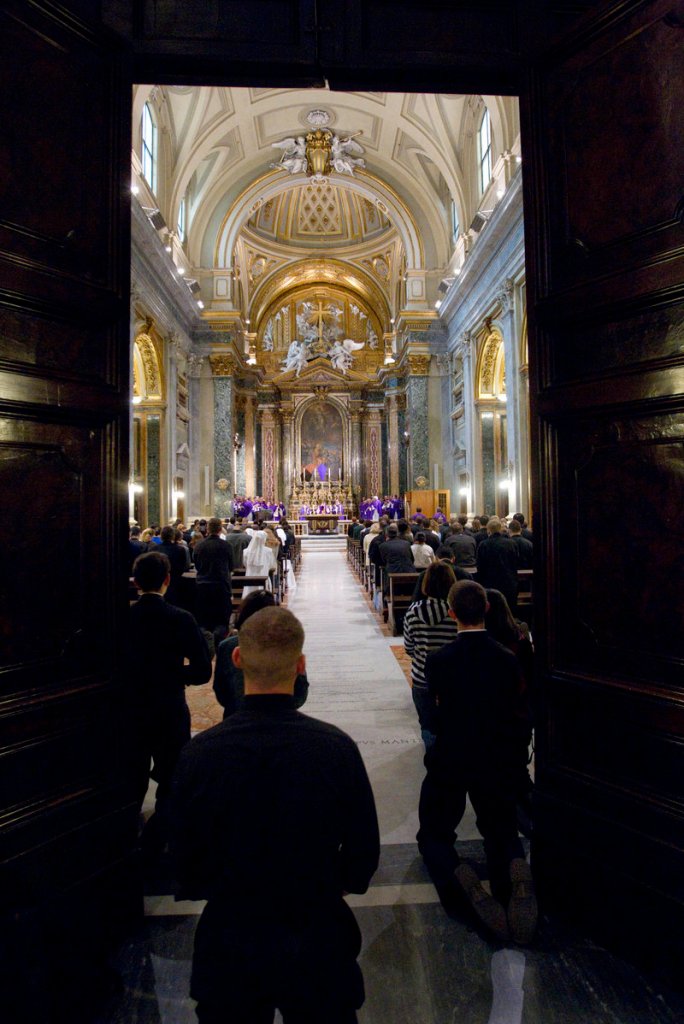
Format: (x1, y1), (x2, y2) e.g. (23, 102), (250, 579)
(338, 468), (341, 480)
(327, 468), (330, 480)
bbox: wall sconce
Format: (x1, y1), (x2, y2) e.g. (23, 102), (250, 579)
(233, 433), (243, 452)
(132, 395), (142, 405)
(172, 489), (185, 502)
(401, 430), (410, 448)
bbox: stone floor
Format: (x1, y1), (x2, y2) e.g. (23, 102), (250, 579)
(100, 547), (684, 1024)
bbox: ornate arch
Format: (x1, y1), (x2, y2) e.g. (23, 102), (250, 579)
(133, 332), (164, 402)
(476, 327), (505, 400)
(214, 169), (425, 272)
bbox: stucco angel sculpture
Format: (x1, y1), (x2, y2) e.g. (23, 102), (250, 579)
(281, 340), (310, 377)
(331, 135), (366, 175)
(328, 338), (365, 374)
(271, 137), (307, 175)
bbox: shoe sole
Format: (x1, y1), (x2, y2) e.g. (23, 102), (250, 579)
(507, 858), (537, 944)
(455, 863), (510, 942)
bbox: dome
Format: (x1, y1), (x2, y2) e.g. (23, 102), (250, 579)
(244, 180), (394, 250)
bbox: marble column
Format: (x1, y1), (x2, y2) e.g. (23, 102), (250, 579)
(405, 353), (431, 487)
(234, 396), (246, 496)
(209, 353), (235, 517)
(363, 409), (383, 498)
(350, 408), (362, 487)
(386, 392), (400, 495)
(460, 334), (476, 510)
(186, 353), (204, 514)
(244, 393), (256, 496)
(498, 279), (520, 510)
(260, 406), (279, 501)
(280, 409), (294, 499)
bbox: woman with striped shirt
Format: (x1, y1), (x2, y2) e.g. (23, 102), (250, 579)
(403, 561), (458, 750)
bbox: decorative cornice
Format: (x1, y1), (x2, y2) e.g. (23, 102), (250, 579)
(396, 310), (438, 334)
(209, 353), (236, 377)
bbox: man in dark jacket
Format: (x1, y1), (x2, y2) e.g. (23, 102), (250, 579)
(379, 523), (416, 593)
(157, 524), (191, 605)
(509, 519), (533, 568)
(443, 522), (477, 567)
(128, 551), (212, 860)
(193, 516), (234, 639)
(476, 516), (519, 612)
(171, 607), (380, 1023)
(417, 580), (535, 944)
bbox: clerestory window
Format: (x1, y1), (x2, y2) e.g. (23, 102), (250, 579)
(478, 107), (492, 194)
(141, 102), (157, 194)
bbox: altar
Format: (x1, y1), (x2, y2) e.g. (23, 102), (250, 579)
(306, 514), (340, 535)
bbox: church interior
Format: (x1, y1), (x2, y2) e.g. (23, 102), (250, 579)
(2, 2), (683, 1022)
(130, 86), (526, 528)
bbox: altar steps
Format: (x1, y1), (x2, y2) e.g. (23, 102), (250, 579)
(300, 534), (346, 553)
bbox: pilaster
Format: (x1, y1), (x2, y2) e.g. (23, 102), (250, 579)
(209, 353), (235, 517)
(244, 392), (257, 496)
(405, 352), (431, 487)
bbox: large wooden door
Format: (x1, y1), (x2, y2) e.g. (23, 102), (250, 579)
(0, 2), (135, 1020)
(521, 0), (684, 960)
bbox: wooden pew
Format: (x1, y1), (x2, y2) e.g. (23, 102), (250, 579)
(517, 568), (534, 625)
(387, 572), (419, 635)
(231, 574), (269, 609)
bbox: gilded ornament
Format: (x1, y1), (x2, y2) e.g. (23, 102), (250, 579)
(407, 354), (431, 376)
(209, 353), (236, 376)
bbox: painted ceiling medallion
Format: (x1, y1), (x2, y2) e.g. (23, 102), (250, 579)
(271, 130), (365, 179)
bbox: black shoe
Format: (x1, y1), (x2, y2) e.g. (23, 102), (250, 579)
(455, 863), (510, 942)
(507, 858), (537, 944)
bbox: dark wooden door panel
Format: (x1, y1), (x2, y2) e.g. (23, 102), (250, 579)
(533, 0), (684, 294)
(0, 1), (134, 1018)
(522, 0), (684, 954)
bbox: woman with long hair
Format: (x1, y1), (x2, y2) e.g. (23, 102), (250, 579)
(403, 561), (458, 749)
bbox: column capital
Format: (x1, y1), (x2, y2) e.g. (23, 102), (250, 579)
(209, 352), (236, 377)
(186, 353), (204, 378)
(497, 277), (515, 315)
(406, 352), (431, 376)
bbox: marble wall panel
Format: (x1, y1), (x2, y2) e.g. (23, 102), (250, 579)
(213, 376), (232, 516)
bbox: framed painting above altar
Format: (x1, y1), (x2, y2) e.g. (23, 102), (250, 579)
(300, 401), (343, 481)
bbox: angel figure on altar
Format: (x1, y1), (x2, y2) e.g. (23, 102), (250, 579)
(281, 340), (309, 377)
(328, 338), (364, 374)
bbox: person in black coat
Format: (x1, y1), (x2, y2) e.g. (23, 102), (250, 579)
(476, 516), (519, 613)
(379, 523), (416, 594)
(128, 525), (147, 574)
(171, 607), (379, 1023)
(127, 551), (212, 860)
(193, 516), (234, 639)
(156, 524), (191, 606)
(417, 580), (535, 944)
(508, 519), (533, 569)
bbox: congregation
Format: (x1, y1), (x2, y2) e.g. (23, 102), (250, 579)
(125, 502), (538, 1021)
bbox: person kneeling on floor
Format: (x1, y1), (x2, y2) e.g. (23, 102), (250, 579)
(417, 579), (537, 944)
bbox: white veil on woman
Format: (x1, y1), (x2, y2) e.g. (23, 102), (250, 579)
(243, 530), (276, 595)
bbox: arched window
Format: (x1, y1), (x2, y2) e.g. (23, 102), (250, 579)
(451, 200), (460, 242)
(177, 195), (186, 242)
(141, 102), (157, 194)
(478, 107), (492, 194)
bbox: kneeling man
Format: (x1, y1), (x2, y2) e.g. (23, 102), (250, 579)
(171, 606), (380, 1023)
(417, 580), (536, 944)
